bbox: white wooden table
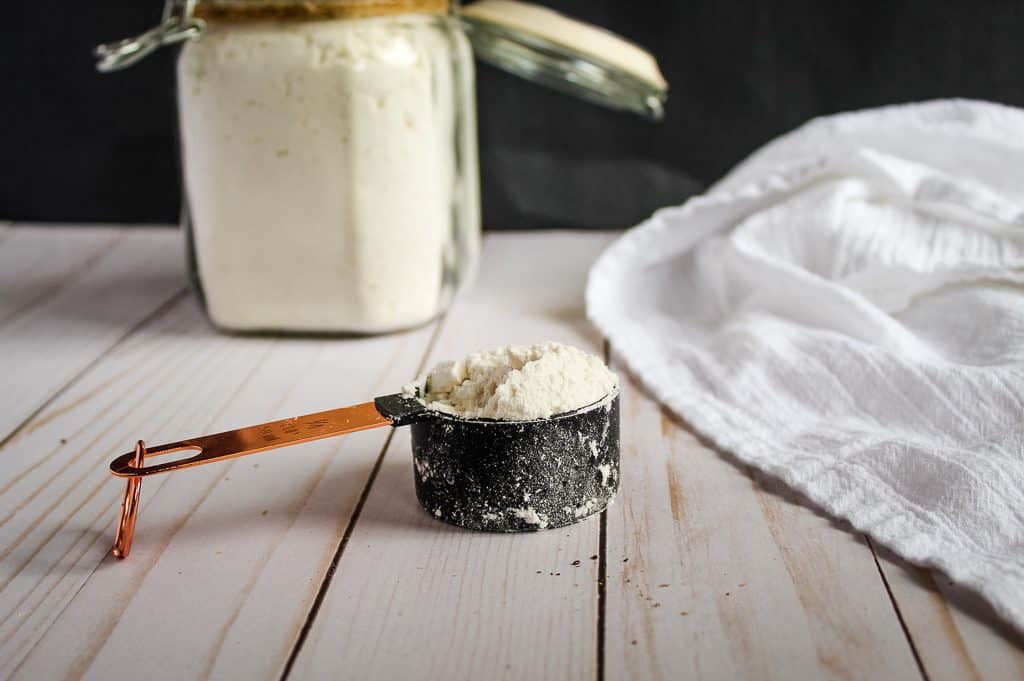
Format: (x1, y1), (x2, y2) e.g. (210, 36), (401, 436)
(1, 224), (1022, 681)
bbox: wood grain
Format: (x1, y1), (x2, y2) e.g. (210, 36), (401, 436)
(288, 232), (616, 681)
(0, 226), (186, 445)
(3, 227), (1023, 681)
(5, 298), (437, 680)
(875, 549), (1024, 681)
(0, 226), (118, 325)
(603, 363), (924, 681)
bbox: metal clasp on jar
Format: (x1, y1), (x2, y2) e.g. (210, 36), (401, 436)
(94, 0), (205, 72)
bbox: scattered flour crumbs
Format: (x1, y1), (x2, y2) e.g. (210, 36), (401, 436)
(405, 342), (618, 421)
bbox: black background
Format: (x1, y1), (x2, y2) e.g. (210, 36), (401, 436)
(4, 1), (1024, 228)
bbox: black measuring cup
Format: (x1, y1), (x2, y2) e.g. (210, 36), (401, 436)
(108, 391), (621, 557)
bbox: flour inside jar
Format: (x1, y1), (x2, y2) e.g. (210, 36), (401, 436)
(178, 11), (480, 333)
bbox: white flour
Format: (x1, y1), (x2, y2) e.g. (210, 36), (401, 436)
(512, 507), (549, 528)
(407, 342), (618, 420)
(178, 14), (478, 332)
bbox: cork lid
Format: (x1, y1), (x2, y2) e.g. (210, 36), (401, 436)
(193, 0), (447, 20)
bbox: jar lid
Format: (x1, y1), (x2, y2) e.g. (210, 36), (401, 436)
(193, 0), (447, 20)
(95, 0), (669, 121)
(94, 0), (452, 71)
(460, 1), (667, 120)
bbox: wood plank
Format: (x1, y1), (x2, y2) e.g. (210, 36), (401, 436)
(603, 363), (924, 681)
(0, 226), (186, 444)
(3, 227), (972, 681)
(5, 298), (437, 680)
(288, 232), (616, 681)
(0, 226), (117, 325)
(0, 298), (276, 678)
(875, 549), (1024, 681)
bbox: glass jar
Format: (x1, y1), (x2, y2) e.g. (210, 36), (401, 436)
(96, 0), (667, 335)
(179, 0), (478, 334)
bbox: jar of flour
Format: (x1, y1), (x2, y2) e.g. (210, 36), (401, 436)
(96, 0), (667, 334)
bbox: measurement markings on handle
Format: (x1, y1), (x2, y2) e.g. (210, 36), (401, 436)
(259, 425), (281, 444)
(256, 416), (336, 445)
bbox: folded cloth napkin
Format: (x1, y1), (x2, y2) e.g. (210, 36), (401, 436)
(587, 100), (1024, 632)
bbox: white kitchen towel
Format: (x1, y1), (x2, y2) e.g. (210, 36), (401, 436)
(586, 100), (1024, 632)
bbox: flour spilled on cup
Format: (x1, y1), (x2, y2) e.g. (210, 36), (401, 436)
(405, 342), (620, 530)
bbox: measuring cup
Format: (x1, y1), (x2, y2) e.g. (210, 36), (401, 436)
(108, 391), (620, 558)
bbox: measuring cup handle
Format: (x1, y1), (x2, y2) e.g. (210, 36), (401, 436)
(373, 393), (432, 426)
(110, 401), (398, 477)
(107, 399), (405, 559)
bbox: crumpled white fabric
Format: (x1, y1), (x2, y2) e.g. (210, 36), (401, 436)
(586, 100), (1024, 632)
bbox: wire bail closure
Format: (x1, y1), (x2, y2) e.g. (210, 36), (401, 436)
(94, 0), (205, 73)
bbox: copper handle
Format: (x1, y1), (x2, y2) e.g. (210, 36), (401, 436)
(109, 401), (393, 559)
(110, 401), (392, 477)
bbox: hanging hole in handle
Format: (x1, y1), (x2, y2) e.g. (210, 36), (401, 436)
(110, 443), (205, 477)
(110, 440), (210, 558)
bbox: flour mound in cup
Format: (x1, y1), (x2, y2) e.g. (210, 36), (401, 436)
(406, 342), (619, 421)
